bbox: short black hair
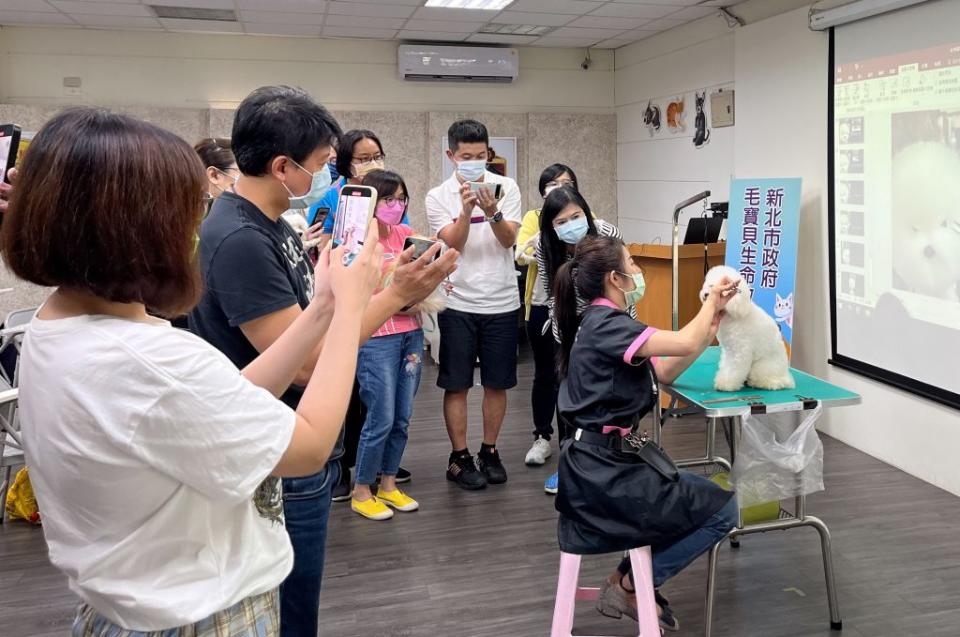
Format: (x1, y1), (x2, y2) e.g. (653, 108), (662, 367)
(538, 163), (580, 197)
(231, 85), (342, 176)
(362, 169), (409, 205)
(335, 129), (384, 180)
(447, 119), (489, 153)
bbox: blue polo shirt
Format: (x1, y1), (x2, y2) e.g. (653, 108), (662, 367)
(307, 177), (410, 230)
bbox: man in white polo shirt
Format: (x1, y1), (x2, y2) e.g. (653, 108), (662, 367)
(427, 119), (522, 490)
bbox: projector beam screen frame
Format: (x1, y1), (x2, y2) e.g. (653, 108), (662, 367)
(827, 25), (960, 412)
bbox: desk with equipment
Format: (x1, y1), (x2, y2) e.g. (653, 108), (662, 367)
(657, 347), (860, 636)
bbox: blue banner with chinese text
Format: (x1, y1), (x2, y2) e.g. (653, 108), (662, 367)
(725, 178), (802, 349)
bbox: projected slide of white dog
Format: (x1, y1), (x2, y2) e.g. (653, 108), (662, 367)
(701, 265), (795, 392)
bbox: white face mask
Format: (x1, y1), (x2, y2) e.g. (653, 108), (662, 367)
(456, 159), (486, 181)
(213, 168), (238, 194)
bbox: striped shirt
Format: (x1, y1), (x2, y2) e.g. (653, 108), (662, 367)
(534, 219), (636, 342)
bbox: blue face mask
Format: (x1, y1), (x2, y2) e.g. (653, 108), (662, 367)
(555, 215), (589, 245)
(456, 159), (487, 181)
(283, 160), (333, 209)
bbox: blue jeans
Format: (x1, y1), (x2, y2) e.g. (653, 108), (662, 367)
(354, 330), (423, 486)
(280, 460), (339, 637)
(620, 473), (739, 588)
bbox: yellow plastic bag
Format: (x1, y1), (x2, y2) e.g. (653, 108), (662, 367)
(5, 466), (41, 524)
(710, 471), (780, 525)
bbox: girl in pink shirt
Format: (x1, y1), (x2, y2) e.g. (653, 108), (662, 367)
(350, 170), (424, 520)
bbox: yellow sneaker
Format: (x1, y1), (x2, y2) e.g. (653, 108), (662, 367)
(351, 496), (394, 520)
(376, 488), (419, 512)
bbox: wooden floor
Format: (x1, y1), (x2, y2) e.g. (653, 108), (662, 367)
(3, 349), (960, 637)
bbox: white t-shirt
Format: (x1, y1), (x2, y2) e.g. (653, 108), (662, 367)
(426, 171), (523, 314)
(19, 314), (296, 631)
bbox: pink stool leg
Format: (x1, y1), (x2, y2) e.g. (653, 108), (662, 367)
(628, 547), (660, 637)
(551, 552), (582, 637)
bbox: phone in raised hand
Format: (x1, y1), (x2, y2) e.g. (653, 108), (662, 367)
(331, 185), (377, 265)
(403, 236), (441, 262)
(0, 125), (22, 185)
(468, 181), (502, 200)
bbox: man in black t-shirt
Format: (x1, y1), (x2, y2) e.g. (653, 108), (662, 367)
(192, 190), (316, 407)
(189, 85), (457, 637)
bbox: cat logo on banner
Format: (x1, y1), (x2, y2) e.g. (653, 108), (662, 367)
(725, 178), (802, 358)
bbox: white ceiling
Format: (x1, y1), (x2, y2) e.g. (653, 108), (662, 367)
(0, 0), (744, 49)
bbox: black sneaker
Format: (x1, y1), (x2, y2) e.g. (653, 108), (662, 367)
(446, 454), (487, 490)
(331, 468), (352, 502)
(375, 467), (412, 485)
(477, 448), (508, 485)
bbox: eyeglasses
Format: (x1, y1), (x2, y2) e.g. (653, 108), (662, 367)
(381, 196), (408, 206)
(546, 179), (575, 189)
(352, 154), (385, 164)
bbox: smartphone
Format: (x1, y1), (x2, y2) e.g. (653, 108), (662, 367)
(0, 125), (22, 185)
(309, 206), (330, 226)
(331, 185), (377, 265)
(468, 181), (502, 200)
(404, 236), (440, 262)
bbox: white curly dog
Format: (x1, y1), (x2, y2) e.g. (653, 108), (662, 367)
(701, 265), (795, 392)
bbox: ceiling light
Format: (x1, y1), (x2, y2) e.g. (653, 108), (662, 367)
(480, 22), (553, 35)
(425, 0), (515, 10)
(149, 5), (237, 21)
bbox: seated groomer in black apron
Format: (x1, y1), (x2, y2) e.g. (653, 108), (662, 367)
(552, 236), (740, 631)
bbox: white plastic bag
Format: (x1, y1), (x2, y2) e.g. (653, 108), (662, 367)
(731, 406), (824, 508)
(422, 311), (441, 365)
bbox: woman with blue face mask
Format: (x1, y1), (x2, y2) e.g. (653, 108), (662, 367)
(535, 186), (630, 494)
(516, 165), (579, 474)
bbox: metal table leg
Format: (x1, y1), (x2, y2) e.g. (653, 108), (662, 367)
(702, 416), (842, 636)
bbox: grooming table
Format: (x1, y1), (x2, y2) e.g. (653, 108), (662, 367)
(656, 347), (860, 636)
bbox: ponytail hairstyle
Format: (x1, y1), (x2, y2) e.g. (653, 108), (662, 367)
(554, 235), (627, 378)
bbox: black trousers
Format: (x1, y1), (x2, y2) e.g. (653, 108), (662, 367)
(340, 379), (366, 471)
(527, 305), (562, 441)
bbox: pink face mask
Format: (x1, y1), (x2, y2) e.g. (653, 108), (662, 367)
(375, 200), (406, 225)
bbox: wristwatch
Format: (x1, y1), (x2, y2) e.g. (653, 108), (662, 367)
(488, 211), (504, 224)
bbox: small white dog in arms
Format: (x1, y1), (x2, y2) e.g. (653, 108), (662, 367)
(701, 265), (795, 392)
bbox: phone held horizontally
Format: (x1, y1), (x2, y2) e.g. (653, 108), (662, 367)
(331, 185), (377, 265)
(468, 181), (502, 200)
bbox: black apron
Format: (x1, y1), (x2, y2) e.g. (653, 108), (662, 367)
(555, 364), (733, 555)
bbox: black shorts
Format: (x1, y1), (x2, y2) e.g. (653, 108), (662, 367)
(437, 308), (519, 391)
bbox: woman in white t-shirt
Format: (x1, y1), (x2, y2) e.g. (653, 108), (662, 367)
(0, 107), (384, 635)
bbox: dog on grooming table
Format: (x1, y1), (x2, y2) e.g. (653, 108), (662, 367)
(700, 265), (795, 392)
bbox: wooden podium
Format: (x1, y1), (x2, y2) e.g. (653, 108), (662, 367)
(628, 242), (726, 331)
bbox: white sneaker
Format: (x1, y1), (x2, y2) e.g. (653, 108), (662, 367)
(524, 437), (552, 466)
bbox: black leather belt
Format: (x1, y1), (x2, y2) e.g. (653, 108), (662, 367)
(572, 427), (679, 482)
(573, 428), (629, 449)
